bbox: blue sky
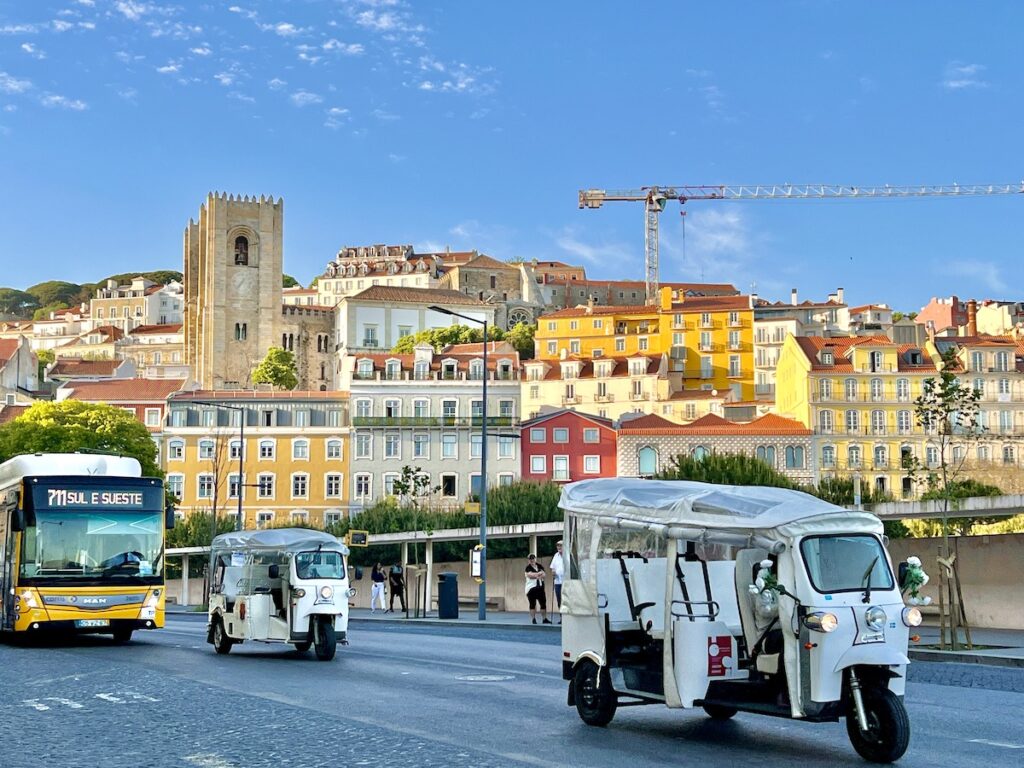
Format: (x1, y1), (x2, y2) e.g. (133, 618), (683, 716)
(1, 1), (1022, 312)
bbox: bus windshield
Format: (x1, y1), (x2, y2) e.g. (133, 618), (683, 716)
(19, 509), (164, 586)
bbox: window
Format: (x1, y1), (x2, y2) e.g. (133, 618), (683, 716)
(256, 511), (274, 529)
(530, 428), (546, 443)
(848, 445), (862, 468)
(442, 400), (457, 420)
(326, 474), (342, 498)
(818, 379), (833, 400)
(383, 473), (399, 496)
(845, 378), (858, 400)
(638, 446), (658, 477)
(819, 410), (834, 433)
(471, 434), (482, 458)
(234, 322), (247, 341)
(974, 378), (985, 396)
(584, 455), (600, 474)
(977, 445), (990, 462)
(583, 428), (599, 443)
(821, 445), (835, 468)
(197, 473), (214, 499)
(384, 399), (401, 418)
(169, 440), (184, 460)
(995, 351), (1009, 372)
(234, 235), (249, 265)
(355, 399), (371, 418)
(355, 432), (371, 459)
(728, 355), (741, 378)
(845, 410), (860, 433)
(498, 436), (514, 458)
(398, 325), (412, 339)
(897, 410), (912, 434)
(638, 337), (648, 352)
(998, 378), (1011, 395)
(363, 325), (379, 347)
(228, 440), (242, 460)
(354, 474), (371, 500)
(692, 446), (709, 460)
(756, 445), (776, 465)
(785, 446), (805, 469)
(926, 446), (939, 467)
(413, 433), (429, 458)
(871, 410), (886, 435)
(257, 474), (275, 498)
(414, 361), (429, 380)
(293, 439), (309, 460)
(547, 341), (557, 356)
(553, 428), (569, 443)
(471, 400), (484, 419)
(870, 378), (883, 401)
(570, 340), (581, 354)
(357, 360), (374, 379)
(294, 410), (309, 428)
(326, 439), (342, 459)
(615, 337), (625, 353)
(530, 455), (547, 474)
(1003, 446), (1016, 465)
(385, 433), (401, 458)
(413, 399), (429, 418)
(292, 474), (308, 498)
(440, 474), (457, 497)
(971, 350), (984, 371)
(166, 474), (184, 499)
(498, 473), (514, 487)
(499, 400), (514, 418)
(199, 439), (215, 459)
(143, 408), (161, 427)
(553, 456), (570, 481)
(201, 409), (216, 427)
(442, 433), (457, 458)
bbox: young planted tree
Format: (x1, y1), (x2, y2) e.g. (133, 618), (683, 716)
(251, 346), (298, 390)
(391, 465), (441, 565)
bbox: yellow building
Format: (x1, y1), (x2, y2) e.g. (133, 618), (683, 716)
(531, 287), (755, 418)
(776, 335), (942, 498)
(163, 390), (352, 528)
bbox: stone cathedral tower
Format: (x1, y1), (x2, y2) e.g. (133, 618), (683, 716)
(184, 193), (284, 389)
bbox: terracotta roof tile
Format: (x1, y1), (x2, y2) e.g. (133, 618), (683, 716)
(0, 338), (20, 363)
(0, 404), (30, 425)
(541, 304), (656, 319)
(521, 409), (614, 428)
(172, 390), (349, 400)
(129, 323), (183, 335)
(49, 358), (123, 377)
(350, 285), (490, 306)
(671, 295), (752, 312)
(619, 411), (810, 436)
(62, 378), (187, 402)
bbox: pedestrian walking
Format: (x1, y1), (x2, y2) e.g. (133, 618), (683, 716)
(388, 562), (406, 614)
(370, 562), (387, 613)
(550, 540), (566, 623)
(525, 554), (551, 624)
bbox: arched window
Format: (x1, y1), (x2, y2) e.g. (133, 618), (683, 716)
(638, 446), (658, 478)
(848, 445), (862, 468)
(234, 235), (249, 265)
(755, 445), (776, 466)
(198, 439), (215, 459)
(873, 445), (888, 468)
(785, 445), (804, 469)
(870, 378), (883, 401)
(692, 445), (709, 461)
(844, 378), (858, 401)
(1004, 446), (1016, 465)
(821, 445), (836, 468)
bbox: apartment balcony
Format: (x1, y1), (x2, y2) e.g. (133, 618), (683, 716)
(353, 370), (520, 383)
(815, 426), (916, 437)
(352, 416), (517, 428)
(698, 342), (716, 352)
(671, 320), (691, 330)
(630, 391), (649, 401)
(728, 318), (744, 328)
(755, 383), (776, 397)
(594, 393), (615, 403)
(361, 339), (380, 348)
(562, 395), (582, 405)
(810, 393), (912, 404)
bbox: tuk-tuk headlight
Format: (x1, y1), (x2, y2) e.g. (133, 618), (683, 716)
(292, 589), (306, 599)
(319, 585), (334, 600)
(347, 588), (356, 598)
(865, 606), (887, 631)
(803, 612), (839, 633)
(902, 606), (923, 627)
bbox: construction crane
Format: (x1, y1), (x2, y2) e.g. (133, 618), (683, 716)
(578, 183), (1024, 304)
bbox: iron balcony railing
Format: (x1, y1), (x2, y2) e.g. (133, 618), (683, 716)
(352, 416), (518, 428)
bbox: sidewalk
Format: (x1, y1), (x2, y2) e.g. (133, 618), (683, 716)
(348, 606), (561, 632)
(908, 625), (1024, 668)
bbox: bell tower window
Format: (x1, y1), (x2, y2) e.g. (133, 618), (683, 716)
(234, 236), (249, 266)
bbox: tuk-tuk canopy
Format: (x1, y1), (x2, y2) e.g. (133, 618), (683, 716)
(211, 527), (350, 555)
(560, 479), (883, 542)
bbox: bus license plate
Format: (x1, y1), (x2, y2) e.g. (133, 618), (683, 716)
(75, 619), (110, 628)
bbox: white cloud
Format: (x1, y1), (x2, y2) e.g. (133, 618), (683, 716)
(52, 20), (74, 32)
(21, 43), (45, 60)
(323, 39), (364, 55)
(78, 21), (96, 30)
(115, 1), (149, 21)
(372, 107), (399, 121)
(0, 24), (39, 35)
(326, 106), (349, 116)
(156, 62), (180, 74)
(388, 153), (405, 163)
(191, 46), (212, 56)
(945, 260), (1005, 293)
(0, 72), (32, 94)
(214, 72), (235, 86)
(290, 90), (322, 107)
(324, 106), (350, 129)
(263, 22), (306, 37)
(76, 0), (96, 6)
(228, 91), (256, 103)
(40, 94), (88, 110)
(117, 87), (138, 101)
(554, 228), (633, 265)
(4, 104), (18, 112)
(942, 61), (988, 90)
(355, 10), (399, 31)
(267, 77), (287, 90)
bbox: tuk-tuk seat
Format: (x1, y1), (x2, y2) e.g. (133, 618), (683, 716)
(627, 560), (667, 637)
(735, 548), (781, 675)
(596, 558), (636, 632)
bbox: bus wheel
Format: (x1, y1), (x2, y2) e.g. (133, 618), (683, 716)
(112, 627), (134, 643)
(313, 617), (336, 661)
(574, 660), (616, 727)
(846, 686), (910, 763)
(702, 704), (738, 720)
(212, 618), (234, 655)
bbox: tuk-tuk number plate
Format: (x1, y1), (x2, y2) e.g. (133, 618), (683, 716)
(75, 619), (110, 628)
(707, 636), (733, 676)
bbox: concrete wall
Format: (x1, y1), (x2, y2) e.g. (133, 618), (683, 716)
(888, 533), (1024, 630)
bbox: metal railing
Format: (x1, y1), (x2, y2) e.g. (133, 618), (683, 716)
(351, 416), (518, 428)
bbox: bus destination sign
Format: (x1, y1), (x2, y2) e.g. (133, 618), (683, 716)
(47, 489), (145, 507)
(28, 481), (162, 512)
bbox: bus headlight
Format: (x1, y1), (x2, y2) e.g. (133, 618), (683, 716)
(865, 606), (887, 631)
(19, 590), (38, 609)
(144, 589), (162, 609)
(803, 612), (839, 633)
(319, 586), (334, 600)
(902, 606), (923, 627)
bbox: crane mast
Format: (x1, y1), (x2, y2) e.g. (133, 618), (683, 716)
(579, 182), (1024, 304)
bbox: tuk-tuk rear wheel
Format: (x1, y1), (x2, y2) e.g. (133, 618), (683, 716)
(574, 660), (616, 727)
(702, 704), (738, 720)
(294, 641), (312, 653)
(212, 618), (233, 655)
(846, 686), (910, 763)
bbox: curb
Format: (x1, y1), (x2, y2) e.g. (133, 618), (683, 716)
(349, 616), (561, 633)
(909, 648), (1024, 669)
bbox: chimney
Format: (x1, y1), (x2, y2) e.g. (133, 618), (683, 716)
(749, 292), (758, 308)
(926, 320), (936, 343)
(585, 296), (595, 314)
(967, 299), (978, 337)
(836, 287), (845, 305)
(791, 288), (798, 306)
(827, 292), (837, 304)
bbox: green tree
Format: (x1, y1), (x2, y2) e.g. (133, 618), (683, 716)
(36, 348), (55, 381)
(0, 287), (40, 318)
(391, 324), (504, 354)
(918, 479), (1003, 535)
(251, 346), (298, 390)
(282, 274), (300, 288)
(506, 322), (536, 359)
(0, 400), (161, 477)
(100, 270), (183, 287)
(166, 510), (235, 549)
(33, 302), (70, 320)
(25, 280), (82, 308)
(658, 452), (798, 488)
(391, 465), (441, 564)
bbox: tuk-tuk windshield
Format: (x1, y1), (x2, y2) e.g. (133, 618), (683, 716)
(800, 534), (893, 594)
(295, 550), (346, 580)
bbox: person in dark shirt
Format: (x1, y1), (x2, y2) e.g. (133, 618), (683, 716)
(525, 554), (551, 624)
(370, 562), (387, 613)
(388, 563), (406, 614)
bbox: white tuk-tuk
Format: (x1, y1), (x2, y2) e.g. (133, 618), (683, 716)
(206, 528), (354, 661)
(560, 479), (922, 764)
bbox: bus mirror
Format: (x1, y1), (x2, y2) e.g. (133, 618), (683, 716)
(165, 505), (176, 530)
(268, 564), (280, 579)
(11, 509), (25, 532)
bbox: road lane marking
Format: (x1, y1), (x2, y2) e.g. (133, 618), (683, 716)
(96, 692), (161, 704)
(22, 697), (85, 711)
(456, 674), (515, 682)
(969, 739), (1024, 749)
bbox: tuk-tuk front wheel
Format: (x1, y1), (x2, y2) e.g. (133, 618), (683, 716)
(702, 703), (738, 720)
(846, 686), (910, 763)
(212, 618), (234, 655)
(312, 617), (337, 661)
(574, 660), (617, 727)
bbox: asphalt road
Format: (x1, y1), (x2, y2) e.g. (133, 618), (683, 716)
(2, 616), (1023, 768)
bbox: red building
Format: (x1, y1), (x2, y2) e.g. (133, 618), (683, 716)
(521, 410), (617, 482)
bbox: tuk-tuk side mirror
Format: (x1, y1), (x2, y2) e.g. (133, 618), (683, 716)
(165, 504), (176, 530)
(897, 561), (909, 589)
(268, 564), (280, 579)
(11, 508), (26, 532)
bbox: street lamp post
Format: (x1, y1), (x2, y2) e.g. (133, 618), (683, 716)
(429, 306), (490, 620)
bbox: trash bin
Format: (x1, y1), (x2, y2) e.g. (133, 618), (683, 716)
(437, 572), (459, 619)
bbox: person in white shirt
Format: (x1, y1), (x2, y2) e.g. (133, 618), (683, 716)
(550, 540), (566, 623)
